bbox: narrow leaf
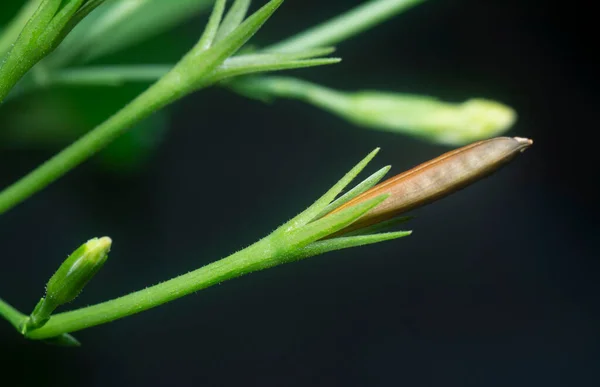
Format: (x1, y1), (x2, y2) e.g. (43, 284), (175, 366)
(177, 0), (284, 88)
(283, 148), (380, 230)
(266, 0), (426, 52)
(316, 165), (391, 219)
(47, 46), (336, 88)
(286, 194), (389, 248)
(214, 0), (252, 44)
(63, 0), (107, 36)
(0, 0), (43, 57)
(197, 0), (227, 51)
(72, 0), (214, 63)
(228, 46), (336, 64)
(42, 0), (85, 44)
(288, 231), (412, 261)
(335, 215), (413, 237)
(42, 333), (81, 347)
(206, 58), (341, 85)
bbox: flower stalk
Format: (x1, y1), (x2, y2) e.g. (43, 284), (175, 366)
(231, 76), (517, 145)
(16, 137), (532, 342)
(22, 149), (409, 340)
(0, 0), (341, 216)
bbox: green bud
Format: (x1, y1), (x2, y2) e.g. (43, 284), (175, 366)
(232, 77), (517, 145)
(23, 237), (111, 333)
(45, 237), (112, 307)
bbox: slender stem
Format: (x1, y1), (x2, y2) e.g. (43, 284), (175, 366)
(233, 75), (351, 111)
(27, 237), (282, 339)
(25, 158), (391, 339)
(0, 297), (27, 330)
(0, 71), (185, 215)
(22, 145), (399, 339)
(27, 192), (400, 340)
(0, 0), (287, 214)
(265, 0), (426, 52)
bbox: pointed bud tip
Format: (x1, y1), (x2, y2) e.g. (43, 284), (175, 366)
(85, 237), (112, 254)
(82, 237), (112, 264)
(513, 137), (533, 152)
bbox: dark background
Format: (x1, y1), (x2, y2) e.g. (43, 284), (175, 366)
(1, 0), (597, 386)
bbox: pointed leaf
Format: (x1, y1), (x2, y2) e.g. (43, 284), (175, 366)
(214, 0), (251, 44)
(197, 0), (227, 51)
(283, 148), (380, 230)
(335, 215), (414, 237)
(176, 0), (284, 88)
(288, 231), (412, 261)
(206, 57), (341, 85)
(42, 333), (81, 347)
(285, 194), (388, 248)
(316, 165), (391, 219)
(266, 0), (426, 52)
(65, 0), (214, 64)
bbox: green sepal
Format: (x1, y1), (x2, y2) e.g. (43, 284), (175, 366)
(288, 231), (412, 262)
(340, 215), (415, 237)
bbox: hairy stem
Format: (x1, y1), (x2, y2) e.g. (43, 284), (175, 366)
(27, 236), (284, 339)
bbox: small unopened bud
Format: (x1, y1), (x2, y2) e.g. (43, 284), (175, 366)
(327, 137), (532, 235)
(315, 91), (516, 145)
(233, 77), (516, 145)
(24, 237), (111, 332)
(46, 237), (111, 306)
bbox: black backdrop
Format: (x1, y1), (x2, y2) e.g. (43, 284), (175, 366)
(1, 0), (597, 386)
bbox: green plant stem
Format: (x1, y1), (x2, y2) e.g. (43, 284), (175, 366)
(265, 0), (425, 52)
(27, 198), (401, 340)
(0, 297), (27, 330)
(21, 147), (394, 339)
(23, 155), (393, 340)
(2, 145), (410, 341)
(6, 48), (337, 99)
(0, 71), (184, 215)
(232, 75), (344, 106)
(0, 0), (290, 214)
(26, 238), (279, 339)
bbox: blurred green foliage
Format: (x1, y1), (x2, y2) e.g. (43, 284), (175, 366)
(0, 0), (211, 174)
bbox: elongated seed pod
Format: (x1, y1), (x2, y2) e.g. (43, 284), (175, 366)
(328, 137), (532, 234)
